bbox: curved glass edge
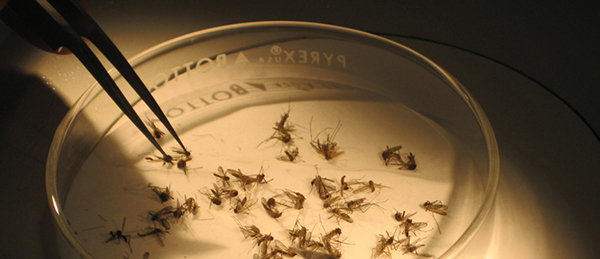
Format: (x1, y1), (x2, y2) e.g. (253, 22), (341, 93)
(46, 82), (101, 259)
(45, 21), (500, 259)
(437, 76), (500, 258)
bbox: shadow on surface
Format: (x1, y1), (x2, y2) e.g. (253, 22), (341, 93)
(0, 68), (68, 258)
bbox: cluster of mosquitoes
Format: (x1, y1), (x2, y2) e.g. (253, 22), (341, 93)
(104, 105), (448, 259)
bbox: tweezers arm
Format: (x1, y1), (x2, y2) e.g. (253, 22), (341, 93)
(48, 0), (188, 152)
(4, 0), (170, 157)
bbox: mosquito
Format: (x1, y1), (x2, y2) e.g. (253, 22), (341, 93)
(323, 195), (341, 209)
(261, 197), (284, 219)
(346, 198), (384, 213)
(149, 206), (175, 230)
(321, 227), (343, 258)
(401, 237), (435, 257)
(105, 216), (131, 252)
(397, 152), (417, 170)
(200, 184), (224, 207)
(310, 119), (344, 160)
(399, 218), (429, 237)
(352, 180), (389, 194)
(288, 218), (322, 251)
(393, 210), (417, 223)
(310, 171), (337, 200)
(182, 197), (199, 215)
(280, 189), (306, 210)
(288, 218), (308, 242)
(145, 154), (174, 166)
(338, 175), (356, 197)
(257, 104), (295, 147)
(147, 183), (174, 203)
(229, 167), (272, 190)
(382, 145), (402, 166)
(371, 230), (404, 259)
(423, 200), (448, 234)
(145, 116), (165, 139)
(172, 196), (198, 221)
(277, 146), (300, 162)
(176, 156), (192, 174)
(137, 227), (169, 247)
(253, 233), (275, 252)
(172, 147), (192, 160)
(214, 166), (233, 187)
(273, 239), (297, 257)
(328, 207), (353, 223)
(234, 218), (264, 240)
(232, 196), (257, 214)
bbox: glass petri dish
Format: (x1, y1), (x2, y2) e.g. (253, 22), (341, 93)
(46, 21), (499, 259)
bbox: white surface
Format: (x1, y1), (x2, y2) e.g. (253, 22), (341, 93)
(0, 1), (598, 258)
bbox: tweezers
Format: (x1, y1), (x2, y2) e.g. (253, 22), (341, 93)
(1, 0), (187, 159)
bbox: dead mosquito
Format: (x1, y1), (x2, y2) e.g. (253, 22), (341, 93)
(257, 104), (295, 147)
(145, 116), (165, 139)
(382, 145), (402, 166)
(172, 196), (199, 221)
(287, 217), (321, 251)
(221, 187), (239, 199)
(323, 195), (342, 209)
(323, 228), (342, 242)
(233, 218), (265, 241)
(288, 219), (306, 241)
(137, 227), (169, 246)
(423, 200), (448, 215)
(172, 147), (192, 160)
(200, 184), (224, 207)
(310, 119), (344, 160)
(399, 218), (429, 238)
(261, 197), (284, 219)
(398, 152), (417, 170)
(145, 154), (174, 166)
(423, 200), (448, 234)
(371, 230), (405, 259)
(105, 216), (131, 252)
(149, 206), (175, 230)
(345, 198), (384, 213)
(229, 166), (273, 190)
(338, 175), (356, 197)
(280, 189), (306, 210)
(147, 183), (174, 203)
(321, 228), (343, 258)
(327, 207), (353, 223)
(272, 239), (297, 257)
(400, 237), (435, 257)
(232, 196), (258, 214)
(183, 197), (200, 215)
(253, 233), (275, 252)
(214, 166), (233, 187)
(393, 210), (417, 223)
(345, 198), (369, 212)
(277, 145), (300, 162)
(352, 180), (389, 194)
(310, 171), (337, 200)
(176, 156), (192, 174)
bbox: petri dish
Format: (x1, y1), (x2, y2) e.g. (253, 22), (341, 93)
(46, 21), (499, 259)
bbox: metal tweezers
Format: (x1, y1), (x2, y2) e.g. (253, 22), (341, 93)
(1, 0), (187, 159)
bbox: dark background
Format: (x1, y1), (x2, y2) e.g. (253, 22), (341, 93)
(1, 1), (598, 258)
